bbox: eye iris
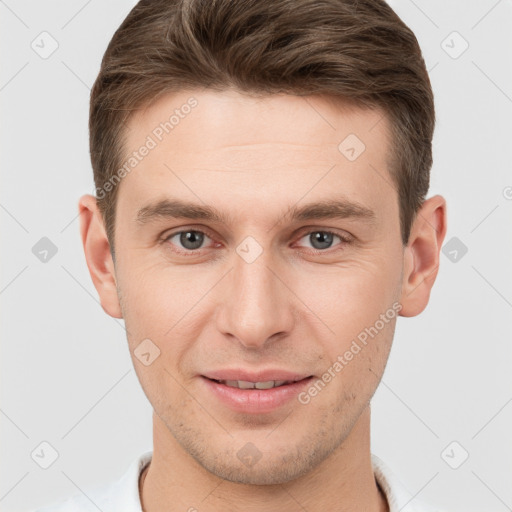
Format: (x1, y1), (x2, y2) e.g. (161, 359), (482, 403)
(174, 231), (337, 251)
(180, 231), (204, 250)
(310, 231), (333, 250)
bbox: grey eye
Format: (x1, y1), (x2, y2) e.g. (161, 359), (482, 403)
(308, 231), (336, 250)
(171, 230), (206, 250)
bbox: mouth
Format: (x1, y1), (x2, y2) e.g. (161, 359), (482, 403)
(200, 375), (314, 413)
(207, 378), (302, 390)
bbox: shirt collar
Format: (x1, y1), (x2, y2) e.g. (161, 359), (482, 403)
(103, 451), (438, 512)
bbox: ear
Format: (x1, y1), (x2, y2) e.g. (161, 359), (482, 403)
(78, 194), (123, 319)
(399, 194), (447, 317)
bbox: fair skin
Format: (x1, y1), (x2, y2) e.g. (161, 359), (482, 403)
(79, 89), (446, 512)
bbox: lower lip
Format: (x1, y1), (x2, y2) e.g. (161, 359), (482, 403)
(201, 376), (313, 414)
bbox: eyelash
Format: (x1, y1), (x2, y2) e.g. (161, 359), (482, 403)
(160, 227), (353, 256)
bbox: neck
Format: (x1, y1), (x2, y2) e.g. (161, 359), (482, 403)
(140, 406), (388, 512)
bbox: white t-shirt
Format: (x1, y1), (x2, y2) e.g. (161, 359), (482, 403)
(34, 451), (444, 512)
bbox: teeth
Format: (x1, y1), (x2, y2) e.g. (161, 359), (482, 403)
(255, 381), (275, 389)
(219, 379), (291, 389)
(238, 380), (256, 389)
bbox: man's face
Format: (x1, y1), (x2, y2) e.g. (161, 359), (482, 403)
(113, 89), (404, 484)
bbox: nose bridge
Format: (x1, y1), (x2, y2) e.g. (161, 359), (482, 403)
(216, 240), (294, 348)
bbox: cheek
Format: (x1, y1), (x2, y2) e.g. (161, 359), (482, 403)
(291, 257), (399, 372)
(293, 260), (395, 327)
(118, 261), (209, 339)
(118, 263), (218, 395)
(311, 315), (396, 414)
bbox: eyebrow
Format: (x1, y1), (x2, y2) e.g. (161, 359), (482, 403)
(135, 197), (377, 227)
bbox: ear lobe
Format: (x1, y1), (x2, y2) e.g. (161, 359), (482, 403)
(78, 194), (123, 319)
(399, 195), (447, 317)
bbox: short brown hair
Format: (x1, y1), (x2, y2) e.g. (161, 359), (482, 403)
(90, 0), (435, 259)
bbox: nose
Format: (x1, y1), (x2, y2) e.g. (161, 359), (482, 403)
(215, 245), (296, 350)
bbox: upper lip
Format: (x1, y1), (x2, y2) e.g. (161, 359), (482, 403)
(202, 369), (312, 383)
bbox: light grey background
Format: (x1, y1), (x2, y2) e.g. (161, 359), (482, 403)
(1, 1), (511, 511)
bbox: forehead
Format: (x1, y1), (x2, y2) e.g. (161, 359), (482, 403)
(116, 89), (396, 228)
(128, 89), (389, 153)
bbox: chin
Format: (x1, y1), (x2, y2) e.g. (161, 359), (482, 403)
(202, 458), (311, 485)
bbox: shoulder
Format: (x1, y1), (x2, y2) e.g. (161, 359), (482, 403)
(371, 453), (449, 512)
(31, 451), (153, 512)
